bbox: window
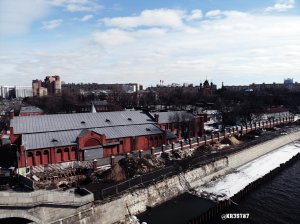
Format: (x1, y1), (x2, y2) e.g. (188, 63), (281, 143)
(64, 148), (70, 161)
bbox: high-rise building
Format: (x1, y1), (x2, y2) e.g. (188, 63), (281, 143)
(32, 75), (61, 96)
(0, 86), (33, 98)
(44, 75), (61, 95)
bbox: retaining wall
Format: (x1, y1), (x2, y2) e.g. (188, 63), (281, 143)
(5, 130), (298, 224)
(228, 131), (300, 169)
(77, 129), (300, 224)
(0, 188), (94, 207)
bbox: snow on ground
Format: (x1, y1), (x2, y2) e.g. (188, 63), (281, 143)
(195, 141), (300, 201)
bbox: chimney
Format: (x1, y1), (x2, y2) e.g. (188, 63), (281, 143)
(9, 109), (14, 119)
(154, 113), (159, 123)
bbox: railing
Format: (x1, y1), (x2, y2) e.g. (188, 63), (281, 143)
(100, 166), (174, 199)
(98, 120), (297, 200)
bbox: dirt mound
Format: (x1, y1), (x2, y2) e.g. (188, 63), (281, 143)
(221, 136), (241, 145)
(229, 136), (241, 145)
(102, 163), (127, 182)
(98, 155), (165, 181)
(143, 154), (164, 167)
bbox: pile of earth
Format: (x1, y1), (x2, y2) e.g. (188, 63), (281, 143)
(220, 136), (242, 145)
(98, 154), (164, 181)
(192, 144), (213, 157)
(161, 149), (193, 161)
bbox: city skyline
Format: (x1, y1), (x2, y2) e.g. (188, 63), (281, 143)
(1, 0), (300, 87)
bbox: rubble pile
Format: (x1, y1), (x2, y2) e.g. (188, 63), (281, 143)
(192, 144), (213, 157)
(98, 155), (165, 181)
(98, 163), (127, 182)
(31, 168), (88, 190)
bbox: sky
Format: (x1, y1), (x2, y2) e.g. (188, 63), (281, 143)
(0, 0), (299, 88)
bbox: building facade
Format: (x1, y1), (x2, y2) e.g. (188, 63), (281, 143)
(18, 106), (44, 116)
(0, 86), (33, 99)
(224, 78), (300, 92)
(32, 76), (61, 97)
(9, 111), (165, 168)
(8, 110), (206, 169)
(149, 111), (208, 140)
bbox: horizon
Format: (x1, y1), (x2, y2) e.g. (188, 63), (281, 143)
(0, 76), (299, 89)
(1, 0), (299, 87)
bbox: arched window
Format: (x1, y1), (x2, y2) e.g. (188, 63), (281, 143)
(56, 148), (63, 162)
(84, 138), (100, 147)
(63, 148), (70, 161)
(27, 152), (34, 167)
(70, 147), (76, 161)
(35, 151), (42, 166)
(43, 150), (49, 164)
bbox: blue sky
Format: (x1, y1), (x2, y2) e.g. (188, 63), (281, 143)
(0, 0), (299, 87)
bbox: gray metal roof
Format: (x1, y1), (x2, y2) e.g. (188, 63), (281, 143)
(22, 124), (163, 150)
(11, 111), (154, 134)
(150, 111), (195, 124)
(19, 106), (43, 114)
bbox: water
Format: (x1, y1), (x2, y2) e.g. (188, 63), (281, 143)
(209, 158), (300, 224)
(138, 151), (300, 224)
(138, 193), (216, 224)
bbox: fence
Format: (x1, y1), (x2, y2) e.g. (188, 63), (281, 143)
(100, 166), (174, 199)
(98, 122), (298, 200)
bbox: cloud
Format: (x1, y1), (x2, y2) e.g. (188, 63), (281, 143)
(75, 11), (300, 85)
(1, 8), (300, 86)
(205, 10), (248, 19)
(41, 19), (63, 30)
(81, 14), (93, 21)
(185, 9), (203, 21)
(0, 0), (49, 35)
(50, 0), (102, 12)
(265, 0), (295, 12)
(92, 29), (135, 46)
(101, 8), (185, 29)
(205, 9), (223, 19)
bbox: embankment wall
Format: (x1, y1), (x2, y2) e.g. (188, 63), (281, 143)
(75, 130), (300, 224)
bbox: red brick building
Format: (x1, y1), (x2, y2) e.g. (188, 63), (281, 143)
(18, 106), (44, 117)
(8, 110), (206, 169)
(149, 111), (208, 140)
(9, 111), (167, 168)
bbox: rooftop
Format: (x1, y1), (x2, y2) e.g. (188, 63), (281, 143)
(150, 111), (195, 124)
(22, 124), (163, 150)
(11, 110), (154, 134)
(19, 106), (43, 114)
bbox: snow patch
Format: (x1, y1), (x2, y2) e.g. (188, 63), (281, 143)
(195, 141), (300, 201)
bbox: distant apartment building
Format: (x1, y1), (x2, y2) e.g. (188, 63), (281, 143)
(63, 83), (142, 95)
(223, 78), (300, 92)
(32, 75), (61, 97)
(0, 86), (33, 99)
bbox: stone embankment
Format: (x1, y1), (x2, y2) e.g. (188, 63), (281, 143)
(79, 129), (300, 224)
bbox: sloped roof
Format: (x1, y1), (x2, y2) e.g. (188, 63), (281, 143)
(150, 111), (195, 124)
(11, 110), (154, 134)
(19, 106), (43, 114)
(22, 124), (163, 150)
